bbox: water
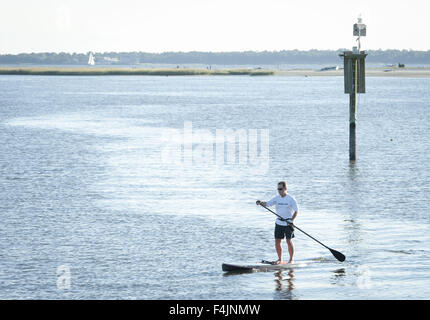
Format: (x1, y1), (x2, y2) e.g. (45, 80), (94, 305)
(0, 75), (429, 299)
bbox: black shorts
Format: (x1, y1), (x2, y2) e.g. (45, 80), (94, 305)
(274, 223), (294, 239)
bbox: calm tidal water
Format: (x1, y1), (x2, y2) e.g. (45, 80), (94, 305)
(0, 75), (429, 299)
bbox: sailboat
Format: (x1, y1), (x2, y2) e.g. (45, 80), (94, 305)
(88, 52), (95, 66)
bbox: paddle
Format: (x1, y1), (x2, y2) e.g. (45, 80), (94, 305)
(257, 203), (346, 262)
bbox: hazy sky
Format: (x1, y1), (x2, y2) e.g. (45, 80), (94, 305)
(1, 0), (429, 54)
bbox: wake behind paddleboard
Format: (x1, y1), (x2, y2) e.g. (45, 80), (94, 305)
(222, 260), (307, 272)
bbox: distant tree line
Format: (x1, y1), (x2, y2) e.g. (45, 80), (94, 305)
(1, 50), (429, 65)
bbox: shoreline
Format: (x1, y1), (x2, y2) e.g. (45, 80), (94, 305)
(275, 67), (430, 77)
(1, 66), (430, 77)
(0, 67), (273, 76)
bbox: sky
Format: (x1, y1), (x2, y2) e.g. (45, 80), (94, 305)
(0, 0), (429, 54)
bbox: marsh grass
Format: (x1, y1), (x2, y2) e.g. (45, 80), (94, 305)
(0, 67), (274, 76)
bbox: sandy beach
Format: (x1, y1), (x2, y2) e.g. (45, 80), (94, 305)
(275, 67), (430, 77)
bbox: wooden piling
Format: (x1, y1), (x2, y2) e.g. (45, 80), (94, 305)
(340, 51), (367, 161)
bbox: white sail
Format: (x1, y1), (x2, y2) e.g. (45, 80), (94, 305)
(88, 52), (95, 66)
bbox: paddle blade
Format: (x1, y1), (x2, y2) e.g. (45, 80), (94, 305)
(330, 248), (346, 262)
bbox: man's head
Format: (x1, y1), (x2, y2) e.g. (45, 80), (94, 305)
(277, 181), (287, 195)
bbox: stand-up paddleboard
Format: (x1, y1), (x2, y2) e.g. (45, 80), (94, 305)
(222, 260), (307, 272)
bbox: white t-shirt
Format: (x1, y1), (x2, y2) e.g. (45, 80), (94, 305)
(266, 194), (298, 226)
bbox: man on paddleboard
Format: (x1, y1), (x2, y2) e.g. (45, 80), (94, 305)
(256, 181), (298, 265)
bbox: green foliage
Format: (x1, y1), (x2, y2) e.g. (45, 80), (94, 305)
(1, 50), (429, 65)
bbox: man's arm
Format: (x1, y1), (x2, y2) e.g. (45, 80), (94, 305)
(257, 197), (277, 207)
(285, 212), (298, 226)
(291, 198), (299, 222)
(292, 211), (298, 221)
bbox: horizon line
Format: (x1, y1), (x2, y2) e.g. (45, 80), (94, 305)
(2, 48), (430, 55)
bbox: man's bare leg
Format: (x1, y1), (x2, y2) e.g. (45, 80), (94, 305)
(286, 239), (294, 263)
(274, 239), (283, 264)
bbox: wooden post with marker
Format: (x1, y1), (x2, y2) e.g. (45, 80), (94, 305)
(340, 17), (367, 161)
